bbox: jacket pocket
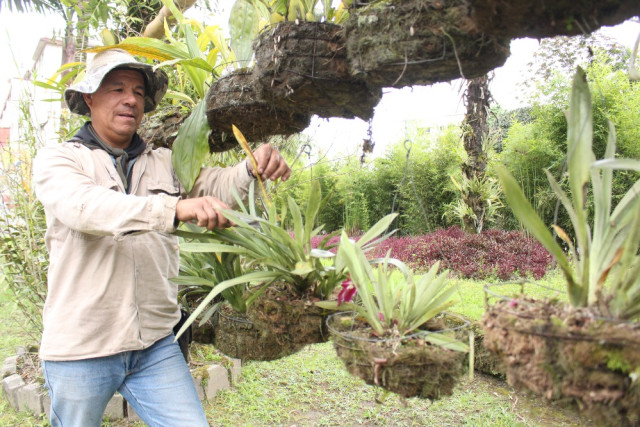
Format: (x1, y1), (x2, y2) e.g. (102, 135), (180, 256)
(147, 181), (180, 197)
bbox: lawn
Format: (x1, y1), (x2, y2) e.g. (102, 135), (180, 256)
(0, 269), (589, 426)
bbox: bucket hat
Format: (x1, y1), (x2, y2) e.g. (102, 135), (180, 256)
(64, 48), (169, 116)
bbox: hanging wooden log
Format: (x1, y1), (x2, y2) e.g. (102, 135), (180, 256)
(253, 21), (382, 120)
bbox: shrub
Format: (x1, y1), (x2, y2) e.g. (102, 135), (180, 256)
(370, 227), (552, 280)
(310, 227), (552, 280)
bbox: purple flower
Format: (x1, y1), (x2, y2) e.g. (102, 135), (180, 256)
(337, 278), (356, 306)
(378, 312), (385, 322)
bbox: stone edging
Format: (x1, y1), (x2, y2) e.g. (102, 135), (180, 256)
(1, 348), (241, 421)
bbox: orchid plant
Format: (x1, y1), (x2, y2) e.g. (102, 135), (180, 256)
(318, 231), (469, 352)
(496, 67), (640, 319)
(173, 231), (251, 323)
(173, 181), (397, 338)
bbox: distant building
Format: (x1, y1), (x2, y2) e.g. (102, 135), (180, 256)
(0, 37), (64, 147)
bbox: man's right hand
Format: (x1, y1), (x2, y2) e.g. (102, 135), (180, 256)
(175, 197), (231, 230)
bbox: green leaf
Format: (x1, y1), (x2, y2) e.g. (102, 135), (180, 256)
(496, 164), (583, 305)
(230, 0), (260, 67)
(424, 333), (469, 353)
(171, 99), (210, 193)
(566, 68), (593, 257)
(180, 242), (246, 253)
(175, 268), (281, 338)
(357, 213), (397, 248)
(288, 196), (304, 245)
(165, 90), (195, 105)
(304, 181), (322, 243)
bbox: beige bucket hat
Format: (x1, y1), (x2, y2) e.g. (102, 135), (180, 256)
(64, 48), (169, 116)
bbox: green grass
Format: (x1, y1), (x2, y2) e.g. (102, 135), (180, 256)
(451, 269), (569, 321)
(0, 269), (587, 426)
(204, 342), (583, 426)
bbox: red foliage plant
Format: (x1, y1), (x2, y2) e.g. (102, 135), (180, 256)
(311, 227), (553, 280)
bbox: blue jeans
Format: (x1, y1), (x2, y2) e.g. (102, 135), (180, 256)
(42, 334), (209, 427)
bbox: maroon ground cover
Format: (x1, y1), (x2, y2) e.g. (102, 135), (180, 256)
(311, 227), (552, 280)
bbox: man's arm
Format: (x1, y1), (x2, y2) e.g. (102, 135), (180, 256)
(34, 145), (178, 236)
(178, 144), (291, 230)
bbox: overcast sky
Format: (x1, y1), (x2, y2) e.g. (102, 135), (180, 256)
(0, 9), (638, 159)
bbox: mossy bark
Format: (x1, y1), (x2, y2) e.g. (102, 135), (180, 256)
(469, 0), (640, 39)
(213, 304), (304, 362)
(328, 313), (467, 399)
(344, 0), (511, 88)
(482, 298), (640, 426)
(205, 69), (311, 143)
(253, 21), (381, 120)
(247, 283), (330, 346)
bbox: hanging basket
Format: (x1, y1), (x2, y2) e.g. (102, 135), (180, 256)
(343, 0), (511, 88)
(247, 283), (330, 346)
(253, 21), (381, 121)
(327, 312), (468, 399)
(213, 303), (304, 362)
(205, 69), (311, 144)
(482, 282), (640, 426)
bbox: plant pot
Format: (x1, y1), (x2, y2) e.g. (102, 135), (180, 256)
(205, 69), (311, 143)
(213, 303), (304, 362)
(343, 0), (511, 89)
(253, 21), (381, 120)
(326, 312), (468, 399)
(482, 283), (640, 425)
(247, 283), (330, 346)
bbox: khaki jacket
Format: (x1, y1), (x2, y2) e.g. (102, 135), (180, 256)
(33, 141), (253, 360)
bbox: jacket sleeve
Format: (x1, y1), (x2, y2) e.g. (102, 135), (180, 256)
(187, 159), (256, 208)
(33, 144), (179, 236)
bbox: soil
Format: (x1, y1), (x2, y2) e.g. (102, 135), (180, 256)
(482, 297), (640, 426)
(205, 70), (311, 143)
(344, 0), (511, 88)
(327, 313), (467, 399)
(253, 21), (382, 120)
(213, 303), (304, 362)
(247, 283), (330, 346)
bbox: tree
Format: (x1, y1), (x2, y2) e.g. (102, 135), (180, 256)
(458, 74), (493, 233)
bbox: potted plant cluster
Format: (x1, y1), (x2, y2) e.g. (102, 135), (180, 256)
(175, 233), (304, 361)
(482, 68), (640, 425)
(321, 232), (469, 399)
(174, 180), (396, 357)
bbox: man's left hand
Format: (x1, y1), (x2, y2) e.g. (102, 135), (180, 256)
(250, 144), (291, 182)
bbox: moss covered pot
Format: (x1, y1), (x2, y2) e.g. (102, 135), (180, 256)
(482, 294), (640, 426)
(205, 69), (311, 144)
(253, 21), (381, 120)
(246, 283), (330, 346)
(344, 0), (510, 88)
(213, 303), (304, 362)
(327, 312), (467, 399)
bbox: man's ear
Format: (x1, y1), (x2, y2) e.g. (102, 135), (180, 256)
(82, 93), (93, 111)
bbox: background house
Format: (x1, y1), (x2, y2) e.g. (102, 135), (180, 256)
(0, 37), (64, 148)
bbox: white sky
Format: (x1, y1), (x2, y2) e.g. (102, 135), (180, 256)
(0, 8), (638, 159)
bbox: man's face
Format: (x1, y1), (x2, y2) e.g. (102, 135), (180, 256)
(83, 69), (145, 149)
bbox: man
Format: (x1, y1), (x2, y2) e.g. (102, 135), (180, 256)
(33, 49), (290, 426)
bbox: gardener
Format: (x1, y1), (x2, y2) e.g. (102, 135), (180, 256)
(32, 48), (290, 427)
